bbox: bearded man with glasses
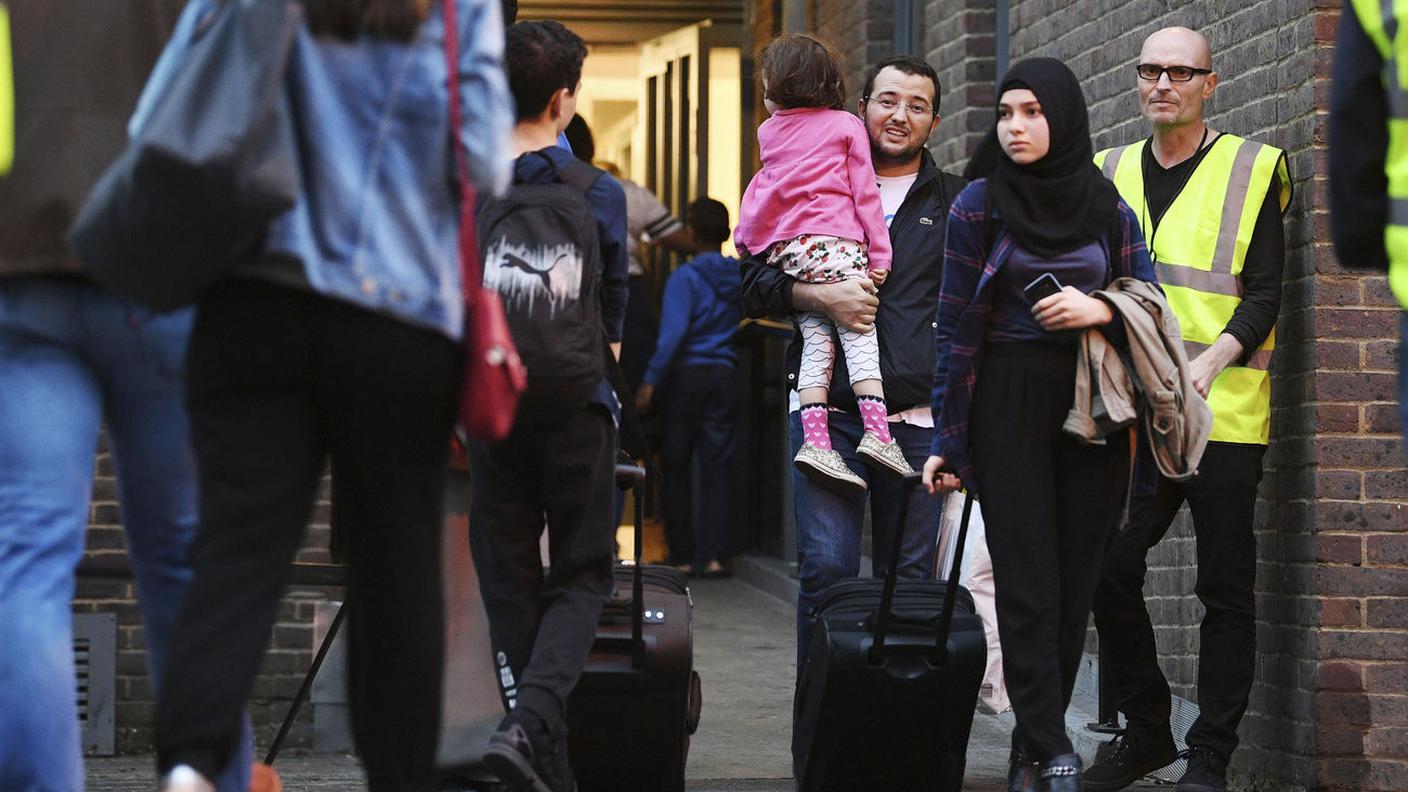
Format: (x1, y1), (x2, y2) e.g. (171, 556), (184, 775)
(1085, 26), (1291, 792)
(740, 54), (969, 672)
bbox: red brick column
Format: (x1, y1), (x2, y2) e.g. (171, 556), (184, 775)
(1309, 5), (1408, 790)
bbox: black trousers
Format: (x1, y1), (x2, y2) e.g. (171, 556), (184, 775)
(660, 364), (739, 567)
(155, 281), (460, 791)
(467, 403), (617, 733)
(970, 343), (1130, 762)
(1092, 441), (1264, 760)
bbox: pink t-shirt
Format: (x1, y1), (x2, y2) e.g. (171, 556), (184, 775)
(733, 108), (893, 270)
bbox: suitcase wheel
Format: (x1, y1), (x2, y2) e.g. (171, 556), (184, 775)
(685, 670), (702, 735)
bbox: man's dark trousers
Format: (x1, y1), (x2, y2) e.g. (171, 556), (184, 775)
(468, 402), (617, 735)
(1092, 441), (1265, 760)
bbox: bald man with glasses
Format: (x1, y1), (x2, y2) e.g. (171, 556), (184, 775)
(1086, 26), (1291, 792)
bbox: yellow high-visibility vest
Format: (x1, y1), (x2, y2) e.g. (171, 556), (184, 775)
(1351, 0), (1408, 308)
(1095, 135), (1291, 445)
(0, 4), (12, 176)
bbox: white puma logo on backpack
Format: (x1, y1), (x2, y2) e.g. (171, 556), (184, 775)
(483, 238), (585, 314)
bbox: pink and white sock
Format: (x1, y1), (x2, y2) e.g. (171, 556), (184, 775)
(857, 395), (893, 443)
(800, 403), (832, 450)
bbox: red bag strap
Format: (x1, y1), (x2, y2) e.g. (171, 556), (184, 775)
(442, 0), (480, 305)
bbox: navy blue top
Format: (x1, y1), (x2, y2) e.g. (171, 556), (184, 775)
(987, 239), (1109, 343)
(643, 252), (742, 385)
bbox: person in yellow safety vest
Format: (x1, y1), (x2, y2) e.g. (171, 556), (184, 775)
(0, 3), (12, 177)
(1330, 2), (1408, 453)
(1082, 27), (1291, 792)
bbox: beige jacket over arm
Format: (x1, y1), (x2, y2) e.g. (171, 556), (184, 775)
(1064, 277), (1212, 481)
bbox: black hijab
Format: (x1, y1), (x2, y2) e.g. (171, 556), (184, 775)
(963, 58), (1118, 258)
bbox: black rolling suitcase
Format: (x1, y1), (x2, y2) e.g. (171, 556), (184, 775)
(565, 462), (702, 792)
(793, 474), (986, 792)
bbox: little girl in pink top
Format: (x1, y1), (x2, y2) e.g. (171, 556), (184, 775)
(735, 33), (912, 491)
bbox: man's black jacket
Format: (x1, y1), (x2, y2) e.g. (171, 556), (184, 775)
(740, 149), (968, 413)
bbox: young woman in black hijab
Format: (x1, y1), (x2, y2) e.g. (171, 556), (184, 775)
(922, 58), (1157, 792)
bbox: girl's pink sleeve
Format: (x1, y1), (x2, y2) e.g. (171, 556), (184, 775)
(734, 176), (760, 256)
(844, 117), (892, 270)
(733, 123), (770, 256)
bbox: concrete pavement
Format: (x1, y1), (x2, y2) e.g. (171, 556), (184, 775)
(86, 566), (1162, 792)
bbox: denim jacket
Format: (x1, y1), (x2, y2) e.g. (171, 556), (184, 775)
(133, 0), (512, 340)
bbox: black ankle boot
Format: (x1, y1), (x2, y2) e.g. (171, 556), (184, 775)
(1039, 753), (1083, 792)
(1008, 745), (1039, 792)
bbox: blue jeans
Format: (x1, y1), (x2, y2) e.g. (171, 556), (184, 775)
(0, 278), (251, 792)
(789, 409), (941, 668)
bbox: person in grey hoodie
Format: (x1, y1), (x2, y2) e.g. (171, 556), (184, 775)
(636, 198), (743, 578)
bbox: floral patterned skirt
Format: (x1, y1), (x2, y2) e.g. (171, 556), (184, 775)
(764, 234), (869, 284)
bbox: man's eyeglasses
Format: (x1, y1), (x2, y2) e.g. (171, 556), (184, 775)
(865, 96), (936, 117)
(1136, 64), (1212, 83)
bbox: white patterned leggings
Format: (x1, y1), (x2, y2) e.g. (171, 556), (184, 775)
(766, 234), (883, 390)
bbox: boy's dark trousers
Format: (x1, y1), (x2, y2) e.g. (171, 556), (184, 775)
(1092, 441), (1264, 761)
(467, 402), (618, 737)
(659, 364), (738, 567)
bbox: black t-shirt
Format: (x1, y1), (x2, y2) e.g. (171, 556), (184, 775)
(1141, 138), (1285, 365)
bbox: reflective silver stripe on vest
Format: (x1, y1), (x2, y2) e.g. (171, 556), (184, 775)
(1182, 338), (1272, 371)
(1391, 196), (1408, 225)
(1101, 145), (1128, 181)
(1390, 83), (1408, 117)
(1156, 260), (1244, 298)
(1379, 0), (1408, 118)
(1210, 139), (1263, 275)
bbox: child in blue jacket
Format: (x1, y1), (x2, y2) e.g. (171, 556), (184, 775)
(635, 198), (742, 577)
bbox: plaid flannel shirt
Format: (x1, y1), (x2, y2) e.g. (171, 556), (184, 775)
(929, 178), (1156, 490)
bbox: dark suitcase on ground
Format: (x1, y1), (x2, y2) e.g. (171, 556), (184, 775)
(565, 463), (702, 792)
(793, 476), (986, 792)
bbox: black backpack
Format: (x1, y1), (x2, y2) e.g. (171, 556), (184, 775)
(476, 152), (607, 415)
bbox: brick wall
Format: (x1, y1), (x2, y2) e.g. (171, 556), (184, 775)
(812, 0), (893, 110)
(75, 432), (336, 753)
(921, 0), (996, 169)
(918, 1), (1408, 789)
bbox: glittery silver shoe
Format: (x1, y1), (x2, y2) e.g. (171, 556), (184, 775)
(794, 442), (867, 493)
(857, 431), (915, 476)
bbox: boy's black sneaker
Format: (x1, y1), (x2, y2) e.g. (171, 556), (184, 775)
(482, 720), (553, 792)
(1083, 732), (1179, 792)
(1175, 747), (1228, 792)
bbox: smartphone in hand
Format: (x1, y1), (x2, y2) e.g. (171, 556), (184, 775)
(1023, 272), (1063, 304)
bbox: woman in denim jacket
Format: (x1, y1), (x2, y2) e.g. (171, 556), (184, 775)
(147, 2), (510, 790)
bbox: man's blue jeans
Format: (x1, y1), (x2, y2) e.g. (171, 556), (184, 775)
(0, 278), (250, 792)
(789, 408), (941, 668)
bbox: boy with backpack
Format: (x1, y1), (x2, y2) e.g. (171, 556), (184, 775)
(467, 19), (628, 792)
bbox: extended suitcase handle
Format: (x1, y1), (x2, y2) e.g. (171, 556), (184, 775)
(615, 461), (648, 672)
(869, 472), (974, 666)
